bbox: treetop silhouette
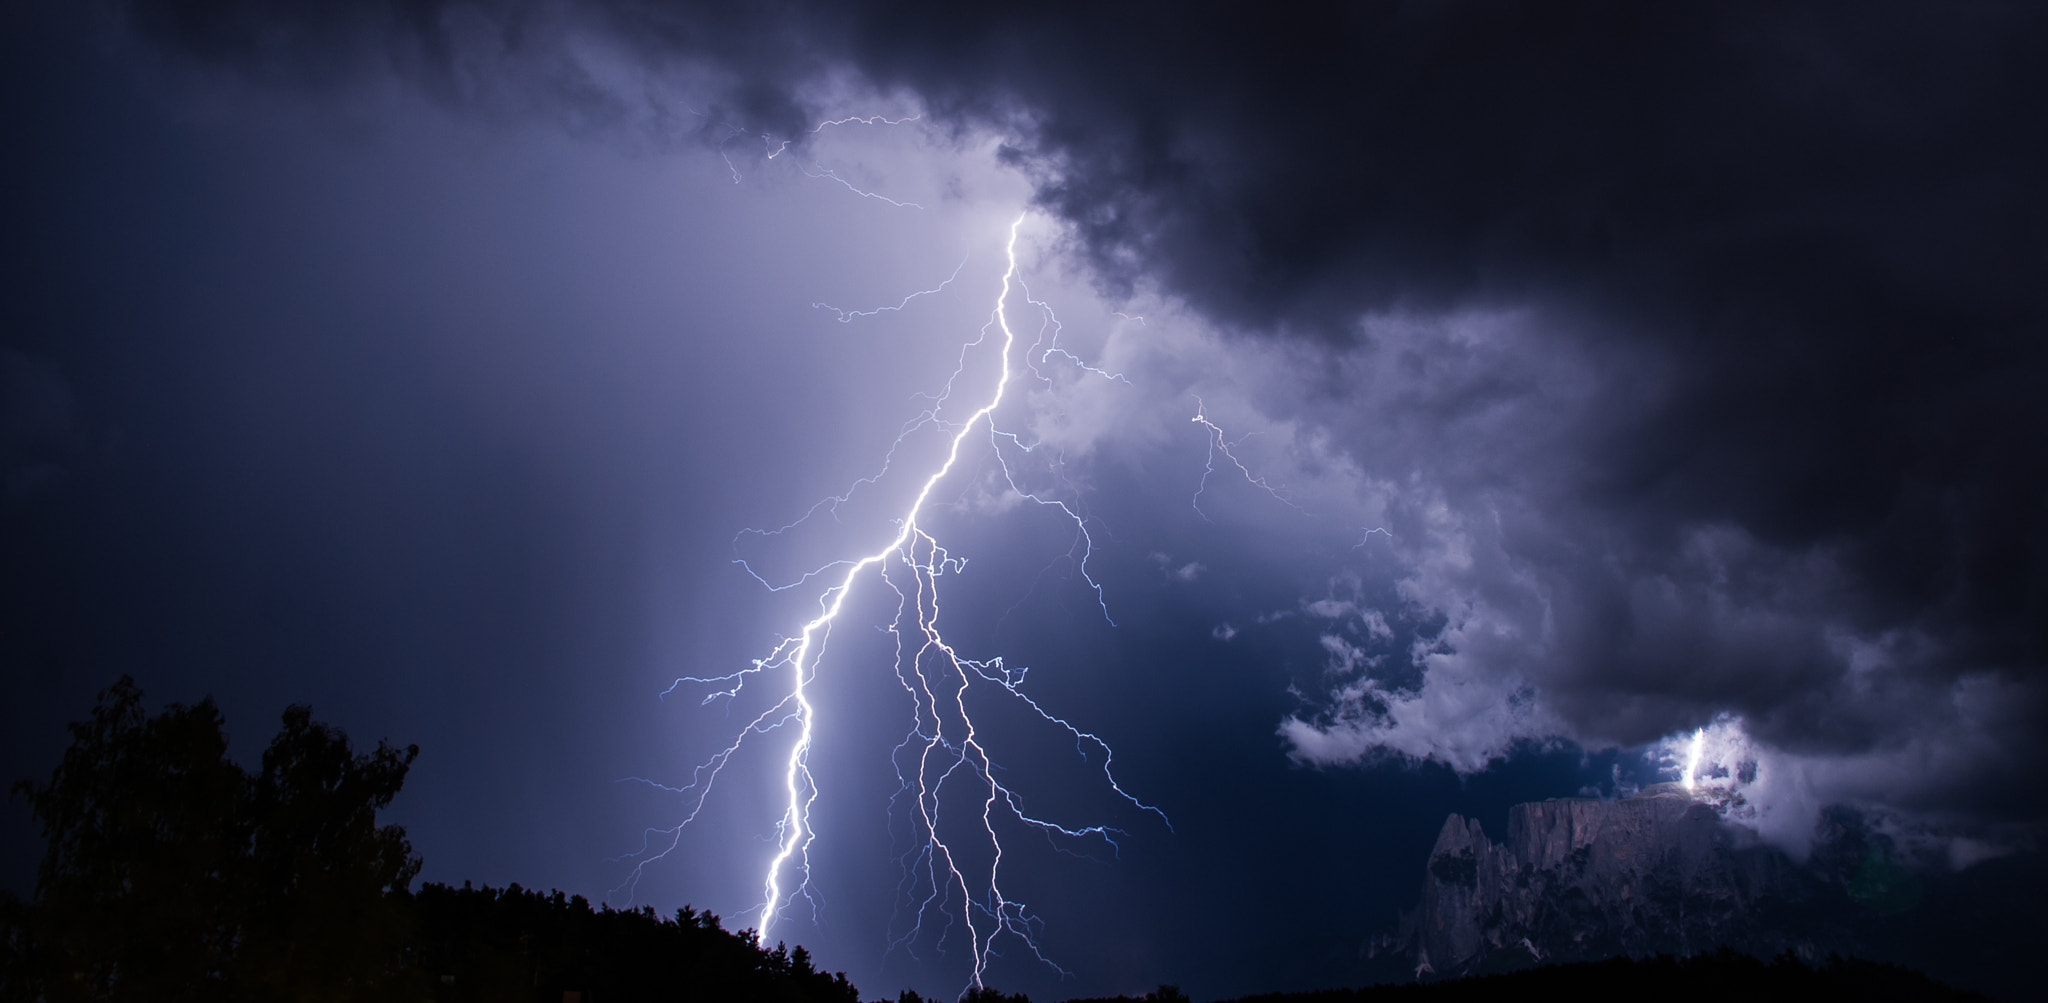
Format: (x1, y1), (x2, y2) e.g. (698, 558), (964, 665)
(9, 676), (419, 1001)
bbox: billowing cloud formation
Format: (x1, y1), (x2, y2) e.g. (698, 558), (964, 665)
(1270, 305), (2043, 837)
(117, 1), (2046, 832)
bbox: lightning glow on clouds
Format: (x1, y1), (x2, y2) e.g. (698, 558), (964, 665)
(18, 4), (2048, 998)
(1198, 307), (2040, 860)
(164, 0), (2032, 958)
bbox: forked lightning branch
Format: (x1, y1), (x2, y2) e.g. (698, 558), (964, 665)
(622, 215), (1166, 989)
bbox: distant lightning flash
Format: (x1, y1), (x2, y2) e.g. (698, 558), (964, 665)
(629, 215), (1165, 990)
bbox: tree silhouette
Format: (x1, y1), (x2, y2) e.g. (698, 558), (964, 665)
(959, 986), (1032, 1003)
(7, 677), (419, 1001)
(406, 883), (861, 1001)
(5, 679), (865, 1003)
(236, 704), (420, 1000)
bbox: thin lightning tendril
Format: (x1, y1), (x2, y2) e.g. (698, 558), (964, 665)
(812, 113), (925, 132)
(802, 164), (927, 208)
(631, 215), (1165, 991)
(737, 111), (930, 204)
(814, 257), (968, 324)
(1189, 395), (1304, 520)
(1020, 279), (1130, 386)
(1353, 526), (1393, 550)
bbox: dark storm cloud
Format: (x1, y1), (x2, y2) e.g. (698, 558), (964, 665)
(110, 0), (2048, 822)
(866, 2), (2048, 824)
(848, 1), (2048, 736)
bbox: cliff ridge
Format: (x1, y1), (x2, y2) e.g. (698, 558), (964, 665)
(1398, 787), (1827, 977)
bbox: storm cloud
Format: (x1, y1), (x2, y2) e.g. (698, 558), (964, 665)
(100, 0), (2048, 836)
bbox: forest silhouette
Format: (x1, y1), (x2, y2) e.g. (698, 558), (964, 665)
(2, 681), (1991, 1002)
(2, 679), (855, 1002)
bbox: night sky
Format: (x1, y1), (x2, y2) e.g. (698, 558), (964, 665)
(4, 3), (2044, 1000)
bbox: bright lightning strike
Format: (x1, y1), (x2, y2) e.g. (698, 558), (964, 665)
(628, 214), (1165, 992)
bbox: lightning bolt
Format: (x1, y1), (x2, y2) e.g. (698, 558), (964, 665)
(631, 213), (1165, 992)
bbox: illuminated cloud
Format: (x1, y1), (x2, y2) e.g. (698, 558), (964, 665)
(23, 4), (2044, 995)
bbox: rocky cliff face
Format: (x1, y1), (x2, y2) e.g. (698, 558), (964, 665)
(1398, 786), (1839, 977)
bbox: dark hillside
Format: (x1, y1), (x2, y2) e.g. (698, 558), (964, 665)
(2, 680), (859, 1003)
(411, 882), (858, 1003)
